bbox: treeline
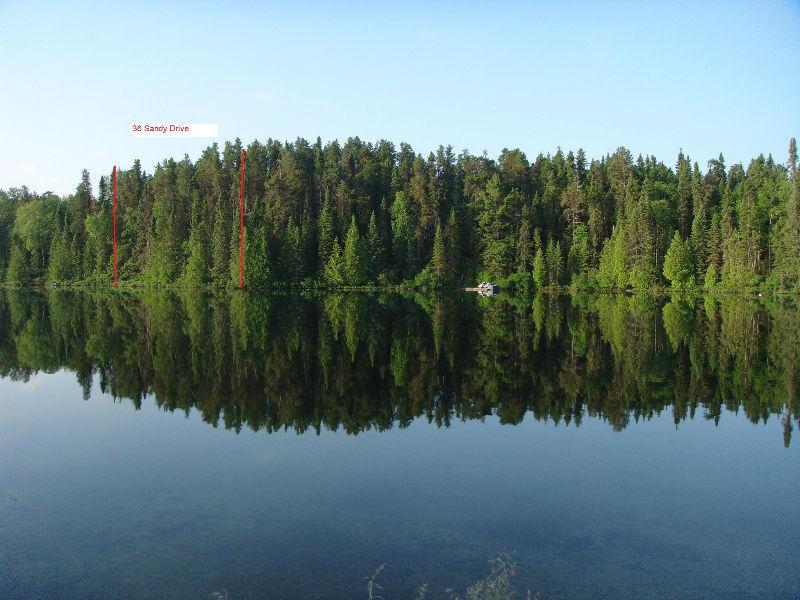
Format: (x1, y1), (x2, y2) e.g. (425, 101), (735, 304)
(1, 137), (798, 290)
(1, 290), (796, 446)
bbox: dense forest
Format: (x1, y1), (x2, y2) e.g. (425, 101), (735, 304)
(1, 137), (798, 291)
(1, 290), (796, 446)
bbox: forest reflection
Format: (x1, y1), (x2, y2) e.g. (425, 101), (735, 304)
(1, 290), (797, 446)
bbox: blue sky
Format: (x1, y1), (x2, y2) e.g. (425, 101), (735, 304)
(1, 0), (798, 195)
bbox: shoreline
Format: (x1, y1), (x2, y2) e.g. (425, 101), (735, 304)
(3, 280), (798, 299)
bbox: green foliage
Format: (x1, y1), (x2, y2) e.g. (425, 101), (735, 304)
(343, 216), (366, 285)
(532, 248), (546, 289)
(244, 225), (270, 288)
(704, 264), (719, 291)
(1, 289), (796, 448)
(390, 191), (415, 280)
(2, 136), (799, 293)
(597, 229), (627, 289)
(662, 296), (694, 351)
(47, 225), (75, 282)
(545, 238), (562, 287)
(663, 232), (695, 289)
(5, 242), (29, 284)
(211, 197), (230, 287)
(324, 237), (345, 285)
(429, 219), (447, 286)
(366, 210), (384, 280)
(282, 217), (303, 282)
(568, 224), (591, 280)
(13, 197), (58, 276)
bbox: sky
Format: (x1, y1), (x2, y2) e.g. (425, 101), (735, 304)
(1, 0), (799, 196)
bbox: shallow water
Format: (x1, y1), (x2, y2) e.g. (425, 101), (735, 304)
(0, 290), (798, 599)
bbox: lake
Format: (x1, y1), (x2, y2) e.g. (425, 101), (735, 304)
(0, 290), (798, 599)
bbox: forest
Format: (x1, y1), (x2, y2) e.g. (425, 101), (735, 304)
(1, 290), (796, 447)
(1, 137), (798, 291)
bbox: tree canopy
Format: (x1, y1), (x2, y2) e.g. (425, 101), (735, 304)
(1, 137), (798, 292)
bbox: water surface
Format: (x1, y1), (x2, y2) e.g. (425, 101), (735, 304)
(1, 291), (798, 599)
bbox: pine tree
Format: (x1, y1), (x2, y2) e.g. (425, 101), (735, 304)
(430, 219), (446, 286)
(5, 241), (29, 284)
(367, 210), (384, 280)
(545, 238), (562, 287)
(532, 247), (546, 289)
(676, 152), (693, 238)
(211, 196), (230, 287)
(706, 210), (722, 274)
(515, 219), (533, 274)
(324, 237), (344, 285)
(773, 138), (800, 288)
(317, 190), (336, 273)
(598, 228), (627, 289)
(343, 215), (364, 285)
(245, 224), (271, 288)
(690, 162), (708, 274)
(4, 136), (799, 294)
(391, 191), (415, 279)
(567, 224), (591, 282)
(444, 206), (462, 283)
(48, 223), (74, 282)
(181, 190), (210, 288)
(663, 232), (695, 289)
(147, 160), (181, 284)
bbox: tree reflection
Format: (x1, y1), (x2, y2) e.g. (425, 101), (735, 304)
(0, 290), (797, 446)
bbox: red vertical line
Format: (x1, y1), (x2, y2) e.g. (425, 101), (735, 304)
(113, 166), (118, 288)
(239, 149), (246, 289)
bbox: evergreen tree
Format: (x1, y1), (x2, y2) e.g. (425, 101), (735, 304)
(773, 138), (800, 288)
(324, 237), (345, 285)
(430, 219), (447, 286)
(567, 224), (591, 282)
(181, 190), (210, 288)
(515, 219), (533, 274)
(317, 190), (336, 273)
(2, 136), (798, 294)
(532, 248), (546, 289)
(663, 232), (695, 289)
(245, 224), (271, 288)
(597, 228), (627, 289)
(282, 217), (303, 282)
(545, 238), (562, 287)
(367, 210), (384, 280)
(211, 196), (230, 287)
(343, 216), (365, 285)
(5, 241), (29, 284)
(390, 191), (415, 280)
(675, 152), (693, 238)
(444, 206), (462, 282)
(48, 223), (74, 282)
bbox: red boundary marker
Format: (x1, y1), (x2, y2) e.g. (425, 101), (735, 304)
(113, 166), (117, 288)
(239, 149), (246, 289)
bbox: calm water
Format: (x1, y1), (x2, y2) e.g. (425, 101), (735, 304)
(0, 290), (798, 599)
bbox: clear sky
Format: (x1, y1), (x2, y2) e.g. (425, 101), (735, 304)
(1, 0), (798, 196)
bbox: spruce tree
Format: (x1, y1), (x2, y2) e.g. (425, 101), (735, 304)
(663, 232), (694, 289)
(343, 216), (364, 285)
(430, 219), (447, 286)
(545, 238), (562, 287)
(367, 210), (383, 280)
(324, 237), (344, 285)
(532, 248), (546, 289)
(317, 191), (336, 273)
(211, 197), (229, 287)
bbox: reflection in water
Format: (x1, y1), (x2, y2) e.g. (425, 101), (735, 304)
(0, 289), (797, 445)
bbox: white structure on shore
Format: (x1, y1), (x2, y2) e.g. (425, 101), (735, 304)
(466, 282), (497, 297)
